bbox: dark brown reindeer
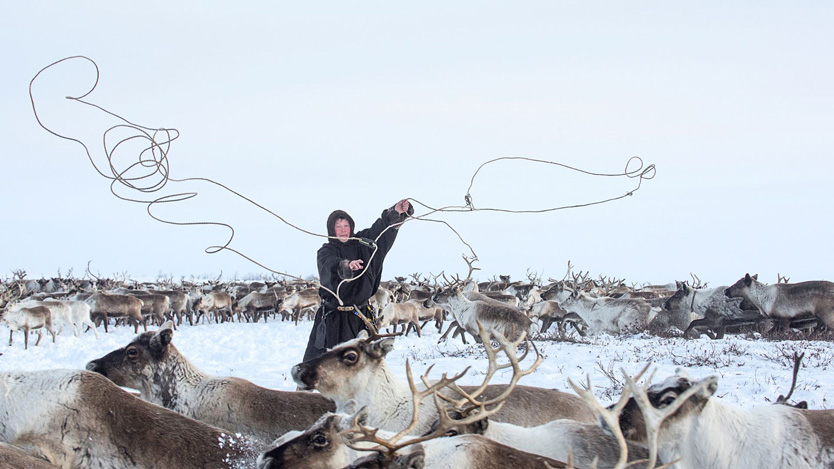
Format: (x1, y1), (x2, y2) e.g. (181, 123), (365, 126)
(87, 321), (336, 444)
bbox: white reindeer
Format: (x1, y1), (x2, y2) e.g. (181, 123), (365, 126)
(557, 290), (653, 335)
(2, 303), (55, 349)
(257, 406), (568, 469)
(43, 299), (99, 338)
(615, 369), (834, 468)
(290, 329), (595, 436)
(446, 414), (651, 469)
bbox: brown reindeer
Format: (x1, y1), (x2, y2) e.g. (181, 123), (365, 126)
(85, 292), (146, 333)
(0, 369), (261, 468)
(87, 321), (336, 444)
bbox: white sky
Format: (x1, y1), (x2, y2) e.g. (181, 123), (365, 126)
(2, 2), (832, 286)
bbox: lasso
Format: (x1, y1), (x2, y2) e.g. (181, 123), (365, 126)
(29, 56), (655, 304)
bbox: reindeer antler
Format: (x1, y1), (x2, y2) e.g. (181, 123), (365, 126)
(342, 359), (474, 454)
(434, 322), (542, 415)
(568, 364), (651, 469)
(342, 328), (526, 461)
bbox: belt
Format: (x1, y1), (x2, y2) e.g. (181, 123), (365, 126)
(323, 301), (377, 335)
(324, 301), (369, 311)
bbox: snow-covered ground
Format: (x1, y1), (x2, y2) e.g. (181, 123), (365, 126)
(1, 317), (831, 410)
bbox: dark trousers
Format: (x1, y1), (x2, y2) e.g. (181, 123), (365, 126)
(301, 304), (374, 362)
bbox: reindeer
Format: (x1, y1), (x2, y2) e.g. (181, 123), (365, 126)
(614, 369), (834, 468)
(42, 299), (99, 338)
(1, 303), (55, 349)
(86, 321), (336, 444)
(193, 290), (234, 323)
(446, 413), (651, 469)
(280, 287), (321, 323)
(153, 288), (191, 325)
(557, 289), (653, 335)
(657, 281), (767, 338)
(257, 407), (568, 469)
(432, 258), (534, 344)
(417, 301), (445, 333)
(85, 292), (145, 333)
(369, 286), (396, 316)
(263, 329), (570, 469)
(377, 300), (429, 337)
(291, 328), (595, 436)
(235, 290), (282, 323)
(527, 300), (581, 336)
(124, 290), (171, 327)
(725, 273), (834, 331)
(0, 369), (260, 468)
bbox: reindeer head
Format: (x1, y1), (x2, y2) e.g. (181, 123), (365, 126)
(540, 282), (572, 303)
(724, 273), (758, 298)
(291, 332), (396, 401)
(343, 448), (425, 469)
(257, 406), (369, 469)
(662, 282), (692, 311)
(86, 321), (176, 396)
(614, 370), (719, 445)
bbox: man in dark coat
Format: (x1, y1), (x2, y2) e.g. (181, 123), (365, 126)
(301, 199), (412, 362)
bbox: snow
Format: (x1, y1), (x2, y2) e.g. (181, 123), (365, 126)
(2, 318), (831, 411)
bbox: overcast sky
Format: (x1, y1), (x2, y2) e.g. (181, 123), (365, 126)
(2, 2), (832, 287)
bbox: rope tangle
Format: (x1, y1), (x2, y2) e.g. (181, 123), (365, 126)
(29, 56), (656, 304)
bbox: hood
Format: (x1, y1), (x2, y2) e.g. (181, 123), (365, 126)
(326, 210), (355, 241)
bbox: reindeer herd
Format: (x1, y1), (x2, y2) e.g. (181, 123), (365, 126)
(1, 264), (834, 468)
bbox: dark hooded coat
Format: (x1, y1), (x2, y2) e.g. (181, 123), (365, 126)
(302, 203), (411, 362)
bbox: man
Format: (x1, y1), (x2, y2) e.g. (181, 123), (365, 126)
(301, 199), (412, 362)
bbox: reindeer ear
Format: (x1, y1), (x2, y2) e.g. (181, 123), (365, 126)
(356, 329), (369, 340)
(696, 376), (719, 398)
(354, 405), (370, 426)
(396, 449), (426, 469)
(149, 327), (173, 355)
(366, 337), (395, 359)
(674, 367), (690, 379)
(341, 399), (358, 415)
(469, 416), (489, 435)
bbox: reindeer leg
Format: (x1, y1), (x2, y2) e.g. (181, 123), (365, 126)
(456, 326), (469, 345)
(438, 320), (459, 343)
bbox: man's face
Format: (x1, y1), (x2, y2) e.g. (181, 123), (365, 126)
(334, 218), (351, 242)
